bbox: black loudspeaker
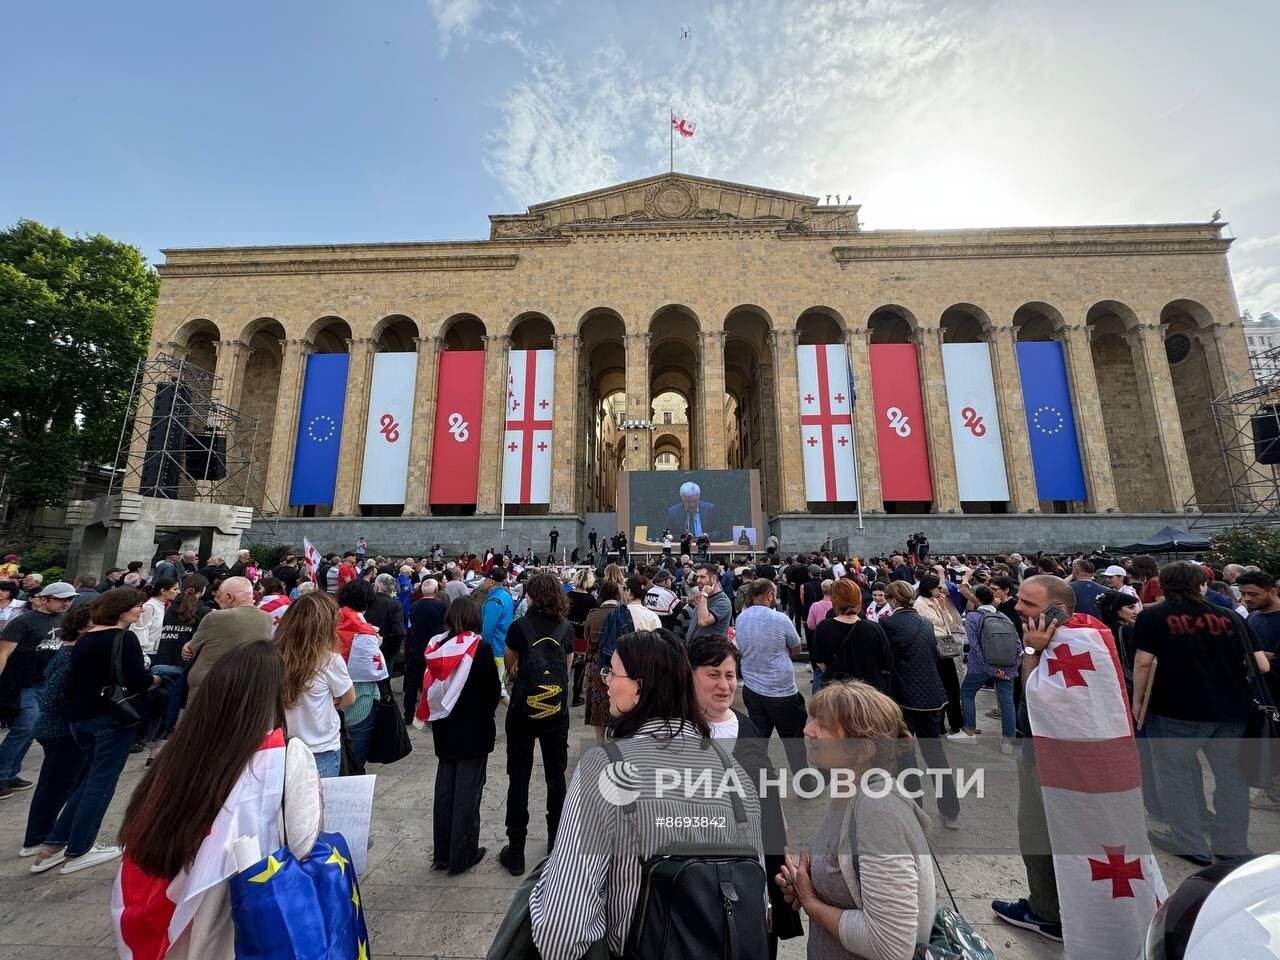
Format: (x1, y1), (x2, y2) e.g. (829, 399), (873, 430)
(139, 382), (191, 498)
(1252, 404), (1280, 465)
(185, 432), (227, 480)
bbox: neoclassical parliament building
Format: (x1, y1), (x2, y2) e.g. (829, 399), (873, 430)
(135, 173), (1253, 552)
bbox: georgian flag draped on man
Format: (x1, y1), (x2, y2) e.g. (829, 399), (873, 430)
(502, 349), (555, 505)
(1027, 613), (1166, 958)
(795, 343), (858, 502)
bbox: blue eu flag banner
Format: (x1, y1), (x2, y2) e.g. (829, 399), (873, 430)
(229, 832), (369, 960)
(1016, 341), (1087, 501)
(289, 354), (350, 506)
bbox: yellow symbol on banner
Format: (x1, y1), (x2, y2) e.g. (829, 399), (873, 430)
(352, 884), (361, 909)
(248, 855), (283, 884)
(357, 939), (369, 960)
(326, 847), (350, 876)
(526, 684), (564, 720)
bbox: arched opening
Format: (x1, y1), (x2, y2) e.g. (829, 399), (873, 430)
(373, 314), (418, 353)
(868, 306), (930, 513)
(650, 390), (689, 472)
(941, 304), (1008, 515)
(510, 313), (555, 350)
(653, 432), (684, 470)
(796, 308), (858, 514)
(1013, 302), (1062, 343)
(440, 314), (486, 352)
(1087, 300), (1165, 511)
(235, 318), (285, 511)
(173, 318), (219, 372)
(650, 306), (700, 470)
(1162, 300), (1223, 509)
(580, 309), (626, 513)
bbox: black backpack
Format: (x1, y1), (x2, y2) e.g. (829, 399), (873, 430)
(509, 617), (570, 721)
(603, 738), (768, 960)
(975, 609), (1020, 668)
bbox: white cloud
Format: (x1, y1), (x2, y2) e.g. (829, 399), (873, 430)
(1232, 263), (1280, 318)
(429, 0), (487, 55)
(1236, 233), (1280, 254)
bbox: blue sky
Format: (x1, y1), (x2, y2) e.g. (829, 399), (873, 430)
(3, 0), (1278, 315)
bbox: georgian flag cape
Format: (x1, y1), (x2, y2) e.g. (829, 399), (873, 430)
(1026, 614), (1167, 959)
(337, 607), (390, 683)
(112, 730), (287, 959)
(414, 630), (482, 726)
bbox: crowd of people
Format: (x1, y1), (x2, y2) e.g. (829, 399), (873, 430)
(0, 534), (1275, 958)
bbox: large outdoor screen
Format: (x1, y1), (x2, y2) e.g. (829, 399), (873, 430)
(618, 469), (764, 547)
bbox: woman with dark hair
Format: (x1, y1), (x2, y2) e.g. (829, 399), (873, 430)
(20, 603), (93, 857)
(336, 579), (382, 766)
(1131, 555), (1162, 605)
(132, 578), (184, 748)
(582, 579), (620, 739)
(115, 641), (317, 959)
(29, 588), (166, 874)
(499, 573), (576, 876)
(529, 629), (766, 960)
(595, 576), (660, 678)
(420, 597), (500, 875)
(0, 579), (27, 625)
(687, 635), (803, 960)
(1097, 589), (1140, 682)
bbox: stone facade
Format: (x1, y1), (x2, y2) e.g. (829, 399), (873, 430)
(140, 172), (1251, 532)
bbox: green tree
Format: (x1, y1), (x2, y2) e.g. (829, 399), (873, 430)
(1209, 525), (1280, 574)
(0, 219), (157, 522)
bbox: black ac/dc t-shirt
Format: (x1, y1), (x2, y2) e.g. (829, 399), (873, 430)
(1133, 600), (1260, 723)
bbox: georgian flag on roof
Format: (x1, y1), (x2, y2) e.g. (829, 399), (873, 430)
(671, 114), (695, 137)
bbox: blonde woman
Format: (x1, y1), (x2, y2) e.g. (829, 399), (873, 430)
(274, 592), (354, 778)
(912, 574), (966, 735)
(778, 681), (936, 959)
(602, 563), (625, 588)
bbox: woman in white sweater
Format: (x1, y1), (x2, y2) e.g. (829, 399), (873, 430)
(778, 681), (936, 960)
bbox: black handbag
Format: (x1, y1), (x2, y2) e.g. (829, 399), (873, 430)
(101, 629), (151, 728)
(366, 680), (412, 765)
(1239, 626), (1280, 787)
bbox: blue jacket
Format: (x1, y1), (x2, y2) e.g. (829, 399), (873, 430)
(482, 587), (514, 657)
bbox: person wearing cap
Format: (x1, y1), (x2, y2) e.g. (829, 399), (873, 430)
(153, 550), (181, 585)
(0, 582), (75, 798)
(1101, 564), (1142, 608)
(482, 565), (515, 703)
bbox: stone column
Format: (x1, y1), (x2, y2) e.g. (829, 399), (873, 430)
(769, 329), (807, 512)
(624, 332), (652, 471)
(404, 335), (442, 515)
(1060, 324), (1119, 512)
(699, 331), (727, 470)
(551, 332), (580, 514)
(988, 325), (1039, 513)
(332, 337), (375, 516)
(1128, 322), (1197, 512)
(261, 338), (313, 514)
(846, 325), (883, 512)
(212, 339), (251, 411)
(476, 334), (511, 513)
(916, 327), (961, 512)
(1200, 319), (1252, 396)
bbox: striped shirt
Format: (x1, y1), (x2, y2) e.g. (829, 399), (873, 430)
(529, 720), (766, 960)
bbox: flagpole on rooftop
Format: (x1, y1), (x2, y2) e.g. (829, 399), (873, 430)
(669, 106), (674, 173)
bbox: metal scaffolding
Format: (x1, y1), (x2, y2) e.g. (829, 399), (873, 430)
(1188, 343), (1280, 529)
(110, 353), (272, 512)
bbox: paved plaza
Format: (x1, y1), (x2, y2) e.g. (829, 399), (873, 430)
(1, 672), (1276, 959)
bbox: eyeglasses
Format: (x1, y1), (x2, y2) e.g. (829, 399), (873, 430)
(601, 667), (633, 682)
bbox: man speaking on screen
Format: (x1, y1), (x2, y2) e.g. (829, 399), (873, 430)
(662, 481), (724, 541)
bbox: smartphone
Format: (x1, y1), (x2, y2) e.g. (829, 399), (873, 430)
(1041, 605), (1070, 630)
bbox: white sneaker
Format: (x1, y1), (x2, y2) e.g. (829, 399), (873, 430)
(59, 844), (122, 874)
(946, 731), (977, 742)
(1250, 789), (1280, 811)
(29, 848), (66, 874)
(1001, 741), (1015, 755)
(19, 845), (44, 857)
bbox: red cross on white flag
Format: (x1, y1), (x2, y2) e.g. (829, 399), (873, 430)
(502, 349), (555, 504)
(796, 343), (858, 501)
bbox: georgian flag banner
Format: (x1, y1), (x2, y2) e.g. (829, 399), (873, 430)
(414, 630), (482, 725)
(671, 114), (695, 137)
(113, 730), (287, 959)
(358, 351), (417, 505)
(1026, 614), (1166, 959)
(942, 342), (1010, 501)
(796, 343), (858, 501)
(302, 537), (320, 585)
(346, 625), (390, 683)
(502, 349), (555, 505)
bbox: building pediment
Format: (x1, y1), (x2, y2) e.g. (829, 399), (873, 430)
(489, 173), (859, 239)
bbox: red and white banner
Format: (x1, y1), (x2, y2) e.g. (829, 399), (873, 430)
(428, 351), (485, 505)
(1027, 616), (1166, 959)
(359, 351), (417, 505)
(502, 349), (554, 504)
(414, 630), (482, 724)
(302, 537), (319, 585)
(942, 343), (1009, 502)
(869, 344), (932, 502)
(671, 115), (695, 137)
(113, 729), (286, 960)
(796, 343), (858, 501)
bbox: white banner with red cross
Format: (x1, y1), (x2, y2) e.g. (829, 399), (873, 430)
(502, 349), (555, 505)
(796, 343), (858, 502)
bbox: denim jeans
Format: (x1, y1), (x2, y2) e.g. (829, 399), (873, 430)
(0, 684), (43, 781)
(147, 665), (186, 741)
(313, 749), (340, 779)
(960, 671), (1016, 739)
(346, 711), (375, 767)
(1146, 713), (1251, 858)
(46, 715), (136, 857)
(811, 665), (824, 695)
(23, 736), (86, 847)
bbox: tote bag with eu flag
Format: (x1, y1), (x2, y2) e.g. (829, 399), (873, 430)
(229, 831), (370, 959)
